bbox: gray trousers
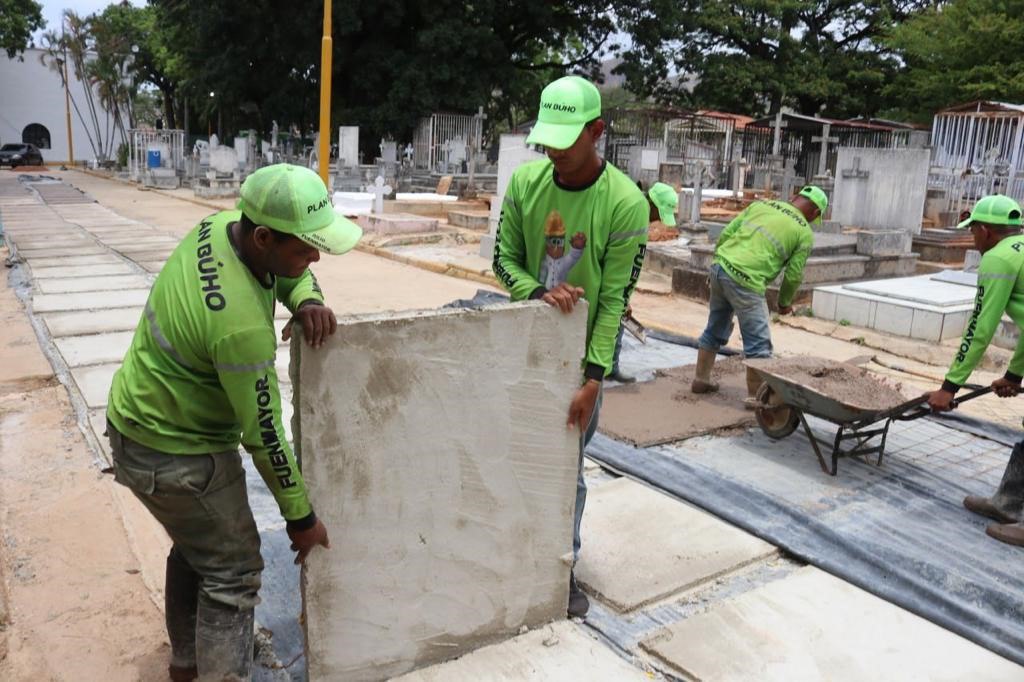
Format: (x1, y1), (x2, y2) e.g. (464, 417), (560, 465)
(574, 388), (602, 562)
(107, 420), (264, 610)
(991, 439), (1024, 521)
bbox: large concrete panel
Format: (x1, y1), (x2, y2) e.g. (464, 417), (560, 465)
(23, 254), (124, 267)
(70, 363), (119, 408)
(31, 263), (135, 278)
(42, 307), (143, 337)
(32, 289), (151, 313)
(54, 332), (134, 367)
(641, 567), (1023, 681)
(832, 148), (930, 234)
(393, 621), (649, 681)
(575, 478), (776, 611)
(296, 302), (588, 680)
(12, 245), (109, 257)
(36, 274), (150, 294)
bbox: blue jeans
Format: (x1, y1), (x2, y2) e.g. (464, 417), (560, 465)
(612, 326), (624, 374)
(698, 263), (773, 358)
(574, 387), (602, 563)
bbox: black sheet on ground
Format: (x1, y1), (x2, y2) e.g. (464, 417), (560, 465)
(586, 426), (1024, 666)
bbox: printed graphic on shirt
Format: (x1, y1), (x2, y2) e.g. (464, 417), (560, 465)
(537, 210), (587, 289)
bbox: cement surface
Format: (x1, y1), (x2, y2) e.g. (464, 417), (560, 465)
(54, 332), (134, 367)
(36, 274), (150, 294)
(844, 274), (975, 306)
(599, 357), (753, 447)
(32, 289), (151, 313)
(575, 478), (776, 612)
(137, 261), (166, 273)
(14, 245), (109, 257)
(392, 621), (649, 681)
(298, 302), (587, 680)
(22, 254), (124, 267)
(31, 263), (135, 279)
(41, 308), (143, 337)
(641, 566), (1023, 681)
(69, 363), (118, 408)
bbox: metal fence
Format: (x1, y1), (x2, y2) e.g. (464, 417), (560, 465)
(412, 113), (483, 172)
(928, 171), (1024, 215)
(931, 110), (1024, 177)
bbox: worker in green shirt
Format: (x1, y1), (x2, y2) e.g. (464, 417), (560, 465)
(494, 75), (649, 618)
(692, 186), (825, 405)
(106, 164), (362, 681)
(927, 194), (1024, 547)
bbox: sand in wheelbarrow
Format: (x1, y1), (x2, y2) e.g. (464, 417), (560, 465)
(750, 356), (910, 412)
(600, 356), (754, 447)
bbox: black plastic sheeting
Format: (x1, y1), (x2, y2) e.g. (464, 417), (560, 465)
(586, 430), (1024, 667)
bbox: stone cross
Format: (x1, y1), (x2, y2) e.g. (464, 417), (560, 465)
(811, 123), (839, 177)
(690, 161), (705, 225)
(366, 175), (392, 214)
(466, 105), (488, 196)
(770, 111), (788, 156)
(841, 156), (870, 180)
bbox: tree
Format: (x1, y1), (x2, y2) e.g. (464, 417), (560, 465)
(0, 0), (44, 59)
(886, 0), (1024, 122)
(618, 0), (933, 119)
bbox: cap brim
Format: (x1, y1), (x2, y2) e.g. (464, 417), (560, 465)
(658, 205), (677, 227)
(525, 120), (585, 150)
(297, 209), (363, 255)
(955, 217), (973, 229)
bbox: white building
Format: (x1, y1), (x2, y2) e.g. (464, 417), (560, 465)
(0, 47), (116, 164)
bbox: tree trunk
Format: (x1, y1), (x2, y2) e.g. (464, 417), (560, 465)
(162, 90), (177, 129)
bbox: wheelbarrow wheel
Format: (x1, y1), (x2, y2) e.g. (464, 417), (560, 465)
(755, 383), (800, 439)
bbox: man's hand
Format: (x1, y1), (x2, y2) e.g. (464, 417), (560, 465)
(541, 283), (585, 314)
(992, 377), (1022, 398)
(927, 389), (957, 412)
(570, 232), (586, 249)
(287, 518), (330, 565)
(567, 379), (601, 432)
(778, 305), (793, 315)
(283, 303), (337, 348)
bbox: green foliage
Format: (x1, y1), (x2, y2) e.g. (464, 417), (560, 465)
(886, 0), (1024, 121)
(839, 319), (852, 326)
(117, 142), (129, 168)
(0, 0), (44, 59)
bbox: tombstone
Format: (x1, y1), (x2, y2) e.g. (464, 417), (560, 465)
(209, 147), (239, 176)
(338, 126), (359, 168)
(365, 175), (393, 214)
(479, 134), (545, 258)
(447, 137), (467, 166)
(831, 148), (931, 236)
(271, 120), (280, 149)
(379, 139), (398, 164)
(209, 133), (220, 150)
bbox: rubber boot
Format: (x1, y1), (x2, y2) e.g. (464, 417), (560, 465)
(195, 594), (254, 682)
(985, 522), (1024, 547)
(744, 367), (764, 410)
(568, 571), (590, 619)
(964, 495), (1021, 524)
(166, 548), (199, 681)
(691, 349), (719, 394)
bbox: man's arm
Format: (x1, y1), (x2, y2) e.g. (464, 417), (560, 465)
(944, 256), (1017, 391)
(275, 269), (325, 313)
(778, 231), (813, 308)
(587, 197), (649, 379)
(493, 174), (545, 300)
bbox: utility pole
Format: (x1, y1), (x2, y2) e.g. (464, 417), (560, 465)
(62, 27), (74, 165)
(317, 0), (333, 187)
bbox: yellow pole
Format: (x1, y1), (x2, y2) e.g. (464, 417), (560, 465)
(317, 0), (333, 187)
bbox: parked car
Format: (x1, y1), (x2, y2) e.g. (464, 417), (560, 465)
(0, 143), (44, 167)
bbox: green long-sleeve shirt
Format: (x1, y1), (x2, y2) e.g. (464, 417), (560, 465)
(714, 200), (814, 307)
(492, 159), (649, 379)
(107, 210), (324, 525)
(944, 235), (1024, 390)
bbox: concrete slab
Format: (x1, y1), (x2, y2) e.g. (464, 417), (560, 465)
(87, 409), (112, 466)
(31, 263), (135, 278)
(137, 261), (166, 273)
(297, 302), (587, 680)
(111, 243), (179, 255)
(119, 249), (176, 262)
(363, 212), (440, 234)
(641, 566), (1023, 681)
(36, 274), (150, 294)
(393, 621), (649, 681)
(54, 332), (134, 367)
(42, 308), (143, 337)
(70, 363), (118, 408)
(21, 254), (124, 267)
(32, 289), (151, 313)
(575, 478), (776, 612)
(844, 274), (974, 307)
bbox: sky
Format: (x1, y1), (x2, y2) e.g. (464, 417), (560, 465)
(35, 0), (145, 38)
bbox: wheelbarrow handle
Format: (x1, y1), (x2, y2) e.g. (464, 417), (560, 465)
(895, 385), (994, 422)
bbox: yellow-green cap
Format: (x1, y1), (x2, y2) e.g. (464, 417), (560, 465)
(237, 164), (362, 255)
(798, 185), (828, 214)
(526, 76), (602, 150)
(648, 182), (679, 227)
(956, 194), (1023, 229)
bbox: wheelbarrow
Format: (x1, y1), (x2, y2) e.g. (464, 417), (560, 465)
(745, 361), (993, 476)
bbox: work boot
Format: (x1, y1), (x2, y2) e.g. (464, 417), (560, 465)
(168, 665), (198, 682)
(196, 594), (255, 682)
(964, 495), (1021, 525)
(165, 548), (200, 674)
(568, 572), (589, 619)
(691, 349), (719, 394)
(744, 366), (764, 410)
(985, 522), (1024, 547)
(608, 368), (636, 384)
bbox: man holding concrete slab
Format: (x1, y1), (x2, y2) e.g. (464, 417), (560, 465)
(692, 186), (824, 406)
(106, 164), (361, 680)
(927, 194), (1024, 547)
(493, 75), (649, 617)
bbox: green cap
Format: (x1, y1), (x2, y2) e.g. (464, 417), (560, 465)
(648, 182), (679, 227)
(798, 185), (828, 214)
(237, 164), (362, 255)
(956, 194), (1023, 229)
(526, 76), (602, 150)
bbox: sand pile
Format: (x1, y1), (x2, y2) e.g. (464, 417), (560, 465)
(752, 356), (908, 411)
